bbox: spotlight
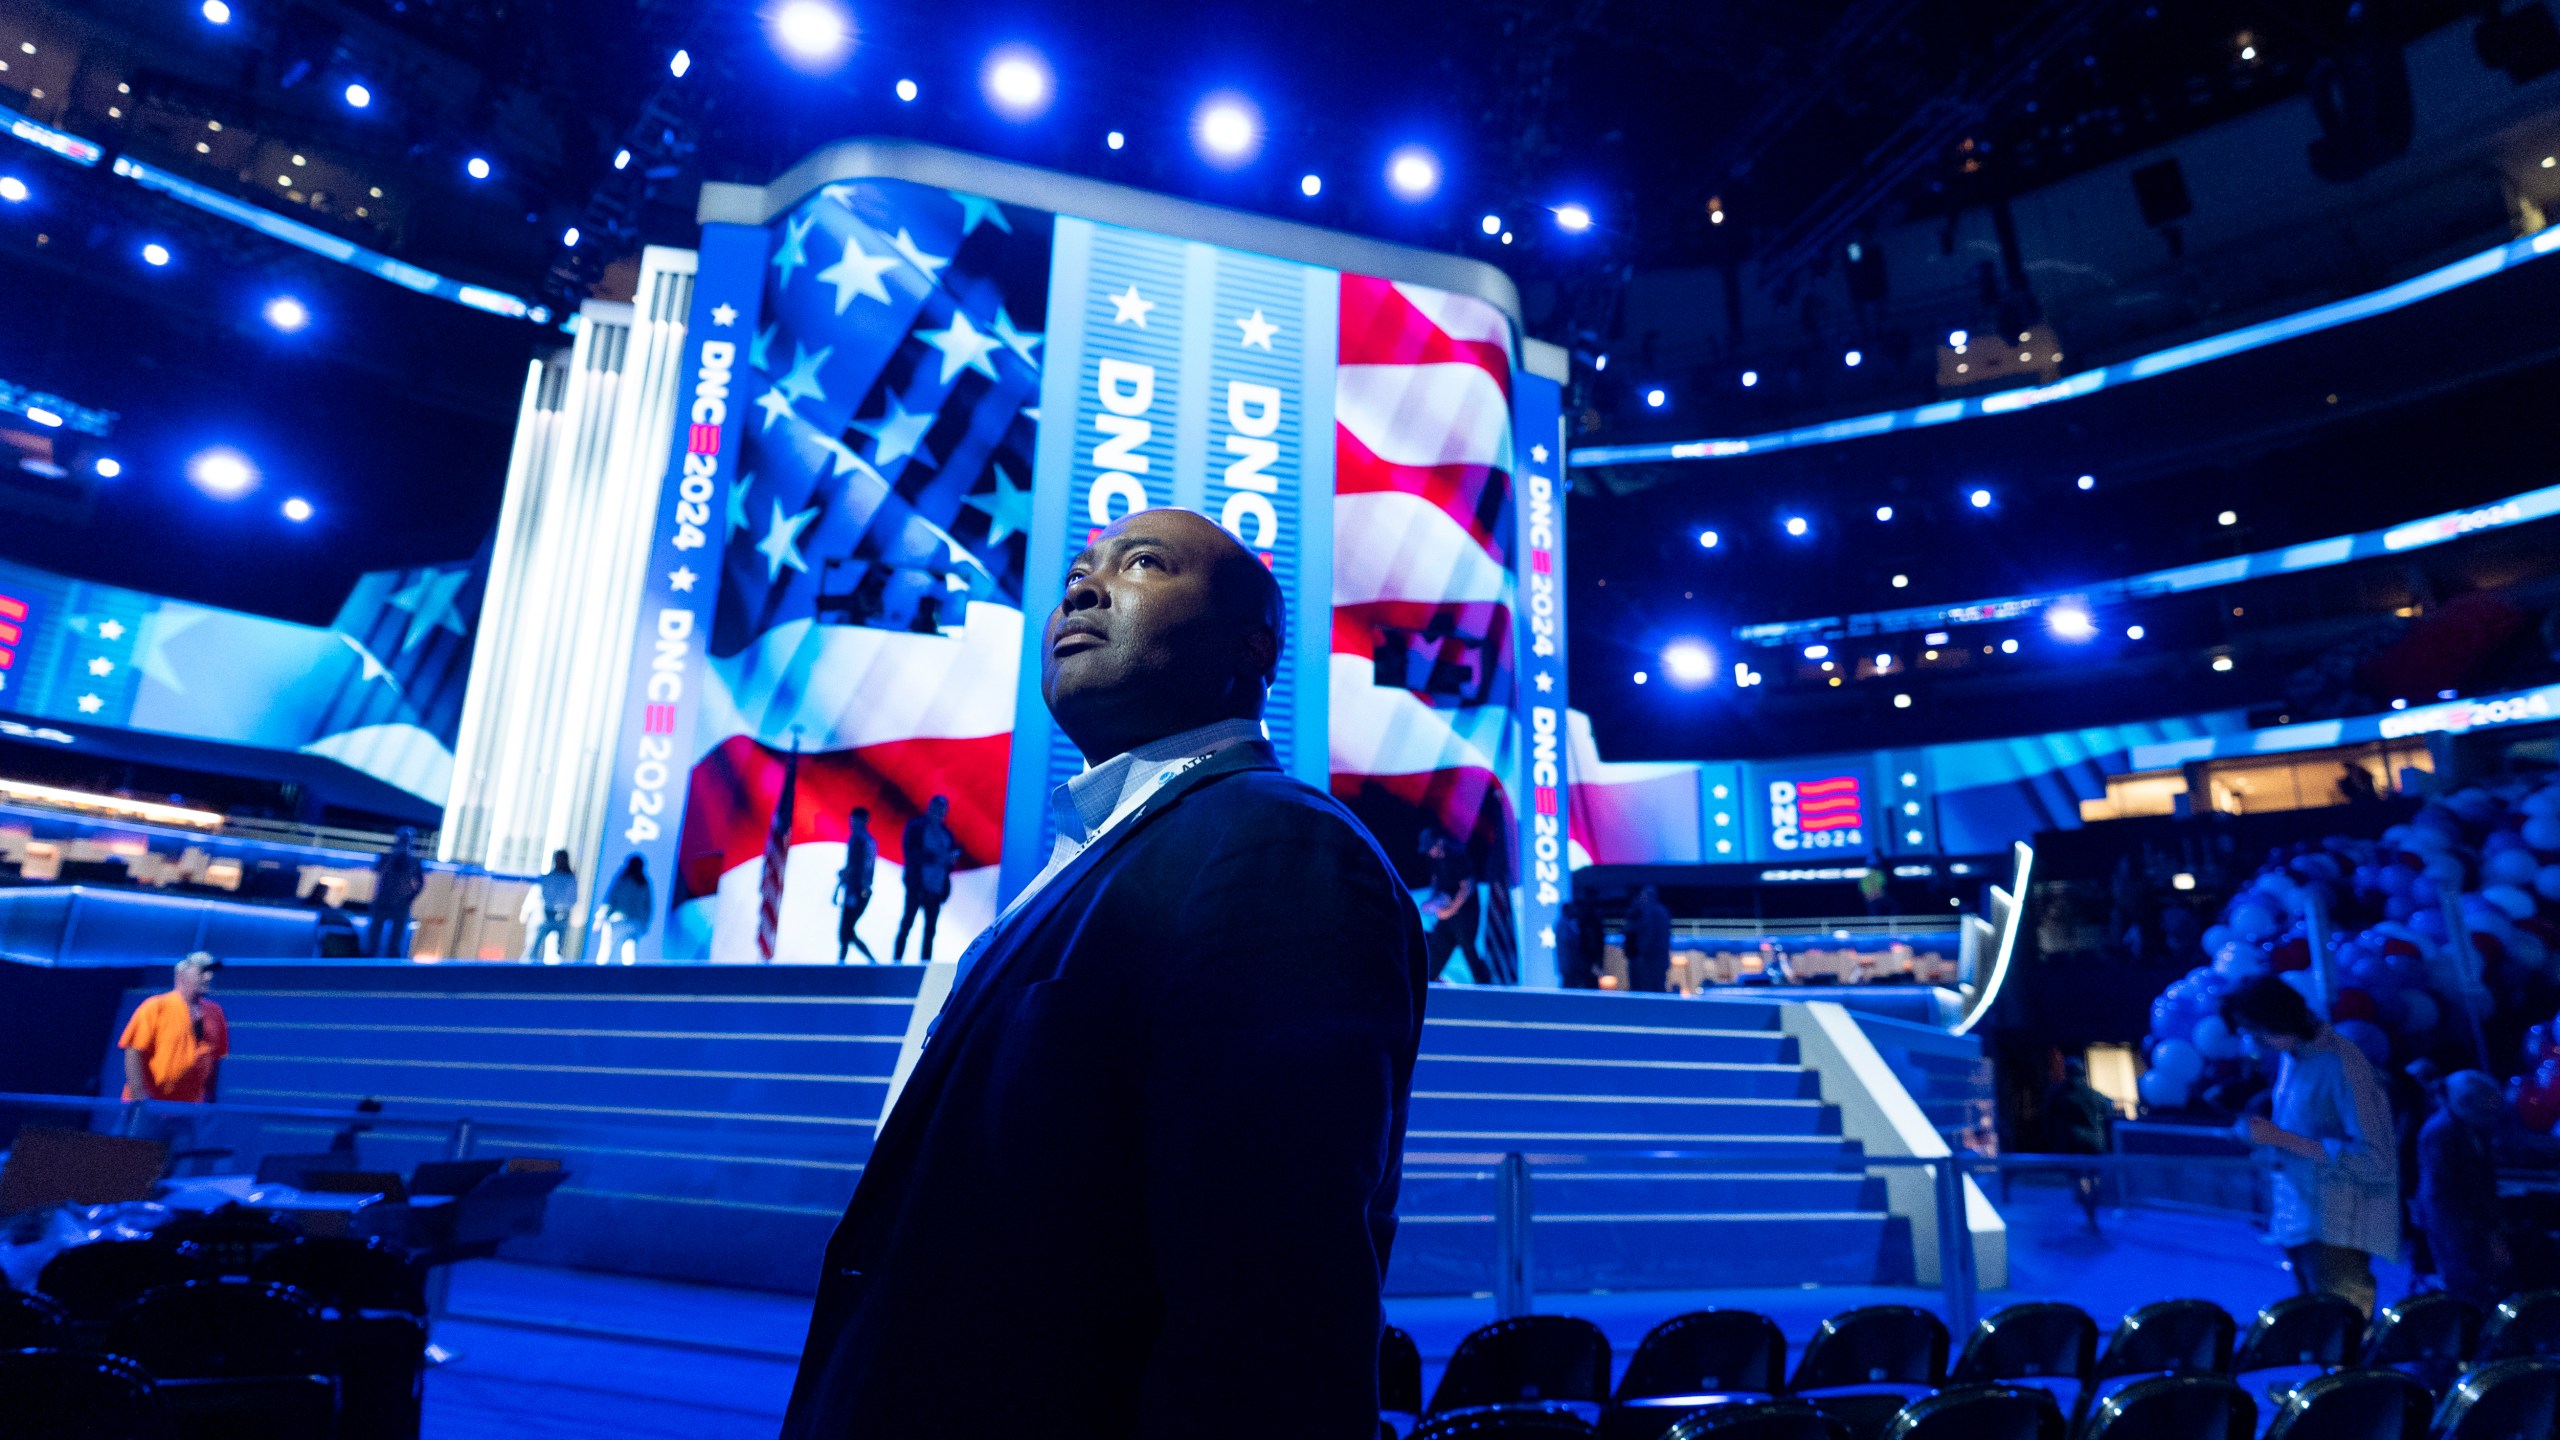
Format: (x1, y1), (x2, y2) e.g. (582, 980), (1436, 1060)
(1969, 488), (1992, 508)
(767, 0), (855, 71)
(1948, 329), (1968, 347)
(1698, 529), (1719, 549)
(1875, 653), (1893, 669)
(1783, 515), (1808, 537)
(343, 82), (371, 108)
(613, 149), (631, 170)
(669, 48), (692, 77)
(2077, 474), (2095, 490)
(1632, 670), (1649, 686)
(186, 447), (258, 499)
(2126, 624), (2146, 640)
(562, 226), (580, 247)
(1924, 632), (1949, 645)
(0, 175), (25, 203)
(1804, 644), (1830, 660)
(1299, 173), (1322, 197)
(262, 295), (310, 332)
(1106, 130), (1124, 150)
(1663, 641), (1716, 687)
(1891, 574), (1908, 588)
(140, 243), (171, 267)
(24, 407), (60, 427)
(94, 457), (122, 477)
(200, 0), (230, 22)
(2048, 605), (2096, 641)
(2000, 638), (2020, 654)
(281, 496), (313, 522)
(1500, 232), (1513, 244)
(2212, 654), (2235, 671)
(1385, 146), (1440, 201)
(1844, 349), (1863, 367)
(1645, 388), (1666, 408)
(1894, 694), (1912, 709)
(465, 155), (492, 180)
(1552, 203), (1592, 232)
(2217, 509), (2237, 526)
(1740, 370), (1758, 387)
(1594, 355), (1608, 371)
(895, 77), (918, 102)
(1192, 93), (1261, 167)
(1481, 213), (1502, 235)
(1875, 505), (1893, 522)
(983, 47), (1053, 120)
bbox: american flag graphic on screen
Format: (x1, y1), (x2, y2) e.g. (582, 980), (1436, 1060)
(666, 179), (1049, 960)
(1327, 274), (1521, 976)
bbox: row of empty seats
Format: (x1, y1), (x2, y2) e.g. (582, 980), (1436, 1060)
(2, 1207), (428, 1439)
(1386, 1291), (2560, 1440)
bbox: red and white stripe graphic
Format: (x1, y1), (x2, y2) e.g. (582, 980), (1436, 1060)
(1330, 275), (1521, 854)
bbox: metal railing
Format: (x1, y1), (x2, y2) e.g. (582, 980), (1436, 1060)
(1475, 1148), (2265, 1333)
(1668, 915), (1965, 941)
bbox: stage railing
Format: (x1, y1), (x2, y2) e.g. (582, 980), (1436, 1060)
(1467, 1147), (2265, 1333)
(1669, 915), (1965, 941)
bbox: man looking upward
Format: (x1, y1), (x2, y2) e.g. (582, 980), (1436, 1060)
(784, 508), (1427, 1439)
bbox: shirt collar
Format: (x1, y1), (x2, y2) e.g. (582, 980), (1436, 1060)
(1048, 717), (1268, 846)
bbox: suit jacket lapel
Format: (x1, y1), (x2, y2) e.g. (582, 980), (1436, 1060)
(929, 741), (1277, 1041)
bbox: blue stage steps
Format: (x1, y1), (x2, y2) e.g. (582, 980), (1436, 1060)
(96, 968), (1922, 1297)
(1388, 986), (1914, 1294)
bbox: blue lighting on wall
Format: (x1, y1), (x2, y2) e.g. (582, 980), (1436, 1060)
(1734, 477), (2560, 648)
(0, 97), (542, 323)
(1575, 226), (2560, 469)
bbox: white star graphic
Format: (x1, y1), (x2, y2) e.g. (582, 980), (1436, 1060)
(386, 569), (472, 652)
(748, 323), (777, 373)
(1235, 309), (1279, 350)
(952, 192), (1011, 235)
(754, 386), (797, 432)
(770, 212), (817, 288)
(338, 634), (396, 687)
(727, 472), (755, 535)
(76, 693), (103, 714)
(668, 566), (699, 593)
(776, 342), (833, 405)
(852, 396), (938, 468)
(87, 656), (113, 677)
(815, 233), (898, 313)
(1535, 670), (1556, 692)
(919, 309), (1004, 384)
(818, 182), (859, 210)
(97, 620), (125, 641)
(962, 463), (1035, 546)
(1532, 443), (1549, 463)
(1538, 925), (1556, 950)
(1109, 284), (1155, 327)
(757, 501), (821, 580)
(991, 307), (1043, 364)
(887, 228), (950, 283)
(710, 303), (738, 327)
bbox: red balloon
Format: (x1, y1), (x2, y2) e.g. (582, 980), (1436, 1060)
(2270, 938), (2312, 973)
(2331, 987), (2378, 1023)
(2475, 932), (2511, 967)
(2382, 937), (2423, 960)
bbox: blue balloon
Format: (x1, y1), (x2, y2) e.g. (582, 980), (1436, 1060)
(2399, 990), (2441, 1034)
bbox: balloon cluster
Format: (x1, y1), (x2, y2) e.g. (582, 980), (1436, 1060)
(2138, 777), (2560, 1118)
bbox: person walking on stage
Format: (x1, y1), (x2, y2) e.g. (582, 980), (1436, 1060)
(2221, 974), (2399, 1317)
(595, 855), (652, 965)
(521, 850), (578, 963)
(367, 827), (425, 957)
(894, 795), (957, 962)
(120, 952), (228, 1156)
(783, 508), (1425, 1440)
(1623, 885), (1673, 995)
(1422, 829), (1487, 984)
(2043, 1055), (2116, 1232)
(834, 808), (878, 963)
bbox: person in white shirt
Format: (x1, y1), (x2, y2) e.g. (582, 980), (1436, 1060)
(520, 850), (580, 963)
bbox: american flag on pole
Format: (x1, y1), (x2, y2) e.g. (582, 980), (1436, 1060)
(755, 738), (801, 961)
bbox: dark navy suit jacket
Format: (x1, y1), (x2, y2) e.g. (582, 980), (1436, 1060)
(781, 742), (1428, 1439)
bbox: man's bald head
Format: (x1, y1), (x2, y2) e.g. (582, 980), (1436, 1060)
(1041, 508), (1283, 764)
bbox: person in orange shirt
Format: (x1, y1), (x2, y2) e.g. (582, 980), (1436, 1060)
(120, 952), (229, 1104)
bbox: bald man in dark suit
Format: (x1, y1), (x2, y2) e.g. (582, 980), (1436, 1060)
(783, 508), (1428, 1440)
